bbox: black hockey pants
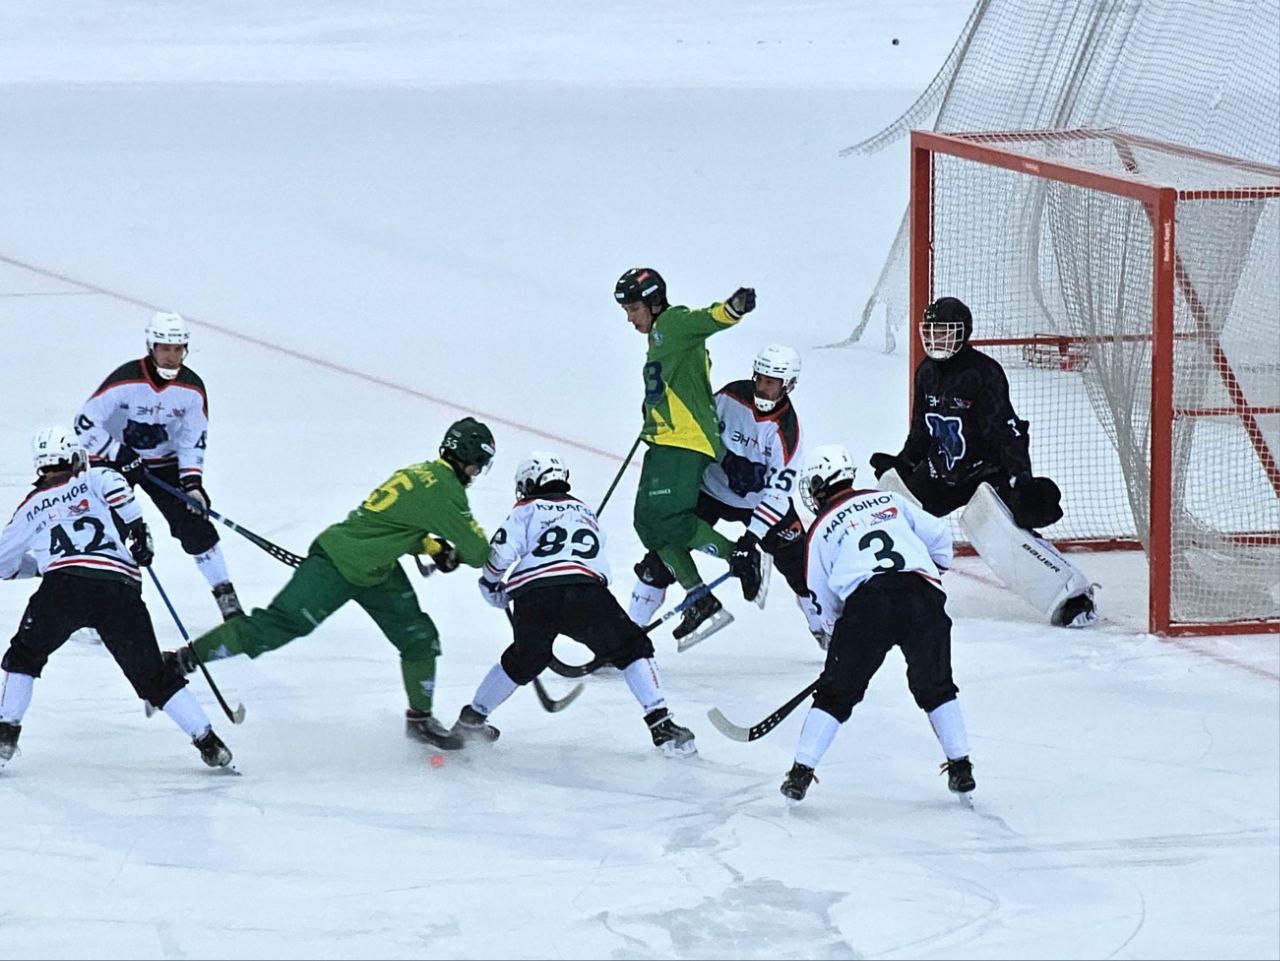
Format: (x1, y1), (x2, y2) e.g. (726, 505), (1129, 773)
(504, 581), (655, 685)
(1, 571), (188, 707)
(815, 572), (958, 722)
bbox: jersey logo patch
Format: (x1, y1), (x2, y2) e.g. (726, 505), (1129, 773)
(122, 419), (170, 451)
(924, 413), (966, 471)
(722, 450), (767, 496)
(68, 499), (91, 516)
(870, 505), (898, 523)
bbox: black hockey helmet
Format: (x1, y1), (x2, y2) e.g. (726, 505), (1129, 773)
(614, 267), (668, 313)
(921, 296), (973, 360)
(440, 417), (495, 485)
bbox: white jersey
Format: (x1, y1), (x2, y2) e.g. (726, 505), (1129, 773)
(75, 358), (209, 483)
(484, 493), (611, 598)
(0, 467), (144, 585)
(701, 380), (804, 538)
(805, 488), (953, 631)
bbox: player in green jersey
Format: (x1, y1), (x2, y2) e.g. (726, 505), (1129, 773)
(170, 418), (495, 751)
(614, 267), (764, 644)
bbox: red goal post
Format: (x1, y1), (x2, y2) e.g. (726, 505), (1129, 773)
(909, 128), (1280, 637)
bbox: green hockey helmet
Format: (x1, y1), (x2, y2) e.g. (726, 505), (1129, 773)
(440, 417), (496, 484)
(614, 267), (668, 313)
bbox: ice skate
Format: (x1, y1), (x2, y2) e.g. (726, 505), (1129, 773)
(405, 709), (464, 750)
(645, 708), (696, 757)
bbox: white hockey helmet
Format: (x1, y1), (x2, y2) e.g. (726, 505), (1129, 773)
(514, 451), (570, 499)
(751, 344), (801, 412)
(145, 310), (190, 380)
(32, 425), (87, 474)
(799, 444), (857, 512)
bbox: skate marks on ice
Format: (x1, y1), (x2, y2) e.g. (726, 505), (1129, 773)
(598, 875), (857, 960)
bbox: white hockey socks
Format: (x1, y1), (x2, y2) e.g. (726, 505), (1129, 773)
(794, 707), (841, 769)
(628, 581), (666, 627)
(927, 698), (970, 761)
(0, 671), (34, 724)
(623, 658), (666, 715)
(162, 687), (215, 739)
(471, 663), (519, 716)
(960, 482), (1093, 623)
(193, 545), (232, 589)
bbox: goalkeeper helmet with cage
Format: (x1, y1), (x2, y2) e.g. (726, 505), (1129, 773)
(145, 311), (191, 380)
(800, 444), (857, 513)
(440, 417), (496, 486)
(920, 296), (973, 361)
(32, 425), (87, 475)
(614, 267), (668, 313)
(514, 451), (571, 499)
(751, 343), (801, 413)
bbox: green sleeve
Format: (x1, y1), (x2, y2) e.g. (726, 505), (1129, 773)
(664, 303), (738, 345)
(428, 486), (490, 568)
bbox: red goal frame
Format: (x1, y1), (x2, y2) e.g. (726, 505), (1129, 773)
(908, 128), (1280, 637)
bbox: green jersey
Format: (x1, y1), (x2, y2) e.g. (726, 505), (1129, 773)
(315, 458), (489, 587)
(641, 302), (739, 458)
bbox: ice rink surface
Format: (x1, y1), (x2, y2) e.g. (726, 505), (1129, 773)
(0, 3), (1276, 958)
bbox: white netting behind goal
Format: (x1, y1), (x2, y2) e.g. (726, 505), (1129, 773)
(923, 130), (1279, 631)
(844, 0), (1280, 351)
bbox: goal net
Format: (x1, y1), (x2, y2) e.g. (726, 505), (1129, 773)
(911, 128), (1279, 636)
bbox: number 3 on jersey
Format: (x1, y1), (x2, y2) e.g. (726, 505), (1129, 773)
(858, 529), (905, 572)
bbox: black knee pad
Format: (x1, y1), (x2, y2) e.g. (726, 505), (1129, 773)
(177, 517), (220, 555)
(813, 686), (858, 724)
(912, 683), (960, 714)
(633, 551), (676, 589)
(143, 667), (189, 710)
(610, 633), (655, 671)
(499, 646), (543, 687)
(1, 644), (47, 679)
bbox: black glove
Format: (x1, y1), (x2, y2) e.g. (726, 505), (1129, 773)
(1007, 471), (1034, 490)
(725, 287), (756, 319)
(431, 538), (461, 573)
(114, 446), (147, 485)
(728, 532), (760, 578)
(869, 452), (900, 480)
(180, 475), (211, 515)
(127, 520), (154, 567)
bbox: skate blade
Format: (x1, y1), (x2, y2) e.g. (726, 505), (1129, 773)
(660, 740), (698, 758)
(676, 610), (735, 653)
(954, 790), (974, 807)
(752, 552), (773, 610)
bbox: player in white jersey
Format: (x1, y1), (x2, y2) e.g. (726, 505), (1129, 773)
(74, 311), (244, 621)
(452, 452), (696, 756)
(629, 344), (826, 643)
(777, 444), (975, 803)
(0, 427), (232, 769)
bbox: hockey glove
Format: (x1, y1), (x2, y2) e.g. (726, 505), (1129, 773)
(113, 446), (147, 485)
(429, 538), (461, 573)
(127, 520), (155, 567)
(180, 475), (210, 515)
(729, 532), (760, 575)
(1007, 471), (1034, 490)
(725, 287), (757, 319)
(869, 452), (900, 480)
(478, 577), (508, 610)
